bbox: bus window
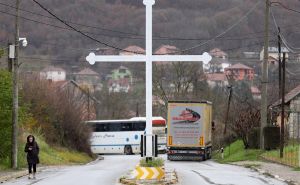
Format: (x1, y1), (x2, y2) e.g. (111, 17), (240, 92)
(94, 123), (109, 132)
(121, 122), (133, 131)
(133, 121), (146, 131)
(108, 123), (122, 131)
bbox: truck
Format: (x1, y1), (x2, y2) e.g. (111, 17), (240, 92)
(167, 101), (213, 161)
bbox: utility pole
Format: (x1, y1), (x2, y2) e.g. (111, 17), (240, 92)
(260, 0), (270, 150)
(278, 27), (281, 98)
(280, 52), (286, 158)
(11, 0), (20, 169)
(87, 89), (90, 120)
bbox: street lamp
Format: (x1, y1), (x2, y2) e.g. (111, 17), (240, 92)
(19, 37), (28, 47)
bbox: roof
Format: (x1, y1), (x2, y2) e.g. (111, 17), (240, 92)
(76, 68), (99, 75)
(206, 73), (227, 81)
(120, 45), (145, 55)
(271, 84), (300, 107)
(225, 63), (253, 70)
(155, 45), (179, 54)
(209, 48), (228, 58)
(41, 66), (65, 72)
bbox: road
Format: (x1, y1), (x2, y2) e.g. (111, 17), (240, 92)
(3, 155), (286, 185)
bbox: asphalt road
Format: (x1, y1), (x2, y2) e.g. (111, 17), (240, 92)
(3, 155), (286, 185)
(166, 158), (287, 185)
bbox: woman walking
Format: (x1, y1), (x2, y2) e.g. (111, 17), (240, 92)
(24, 135), (40, 179)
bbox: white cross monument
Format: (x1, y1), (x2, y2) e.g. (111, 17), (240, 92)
(86, 0), (212, 158)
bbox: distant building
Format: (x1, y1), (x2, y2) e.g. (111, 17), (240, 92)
(154, 45), (180, 65)
(271, 84), (300, 139)
(206, 73), (228, 88)
(73, 68), (102, 91)
(40, 66), (66, 82)
(209, 48), (228, 60)
(243, 52), (259, 59)
(260, 47), (289, 61)
(155, 45), (179, 55)
(224, 63), (254, 81)
(107, 66), (133, 82)
(108, 78), (131, 93)
(119, 45), (145, 55)
(107, 66), (133, 93)
(208, 48), (229, 73)
(251, 86), (261, 100)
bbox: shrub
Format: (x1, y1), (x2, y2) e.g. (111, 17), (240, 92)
(140, 158), (164, 167)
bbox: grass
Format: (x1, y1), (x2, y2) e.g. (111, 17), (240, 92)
(262, 144), (299, 168)
(214, 140), (264, 163)
(140, 158), (164, 167)
(0, 131), (93, 170)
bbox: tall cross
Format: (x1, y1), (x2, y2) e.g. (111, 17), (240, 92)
(86, 0), (212, 158)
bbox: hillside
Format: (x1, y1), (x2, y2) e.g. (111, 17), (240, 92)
(0, 0), (300, 73)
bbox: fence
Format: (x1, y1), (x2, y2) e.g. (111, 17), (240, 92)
(263, 104), (300, 168)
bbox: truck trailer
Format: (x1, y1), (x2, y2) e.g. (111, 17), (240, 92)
(167, 101), (212, 161)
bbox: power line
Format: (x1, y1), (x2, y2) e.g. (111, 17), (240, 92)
(0, 3), (271, 42)
(0, 2), (143, 37)
(29, 0), (147, 54)
(270, 8), (300, 53)
(271, 2), (300, 14)
(164, 0), (262, 54)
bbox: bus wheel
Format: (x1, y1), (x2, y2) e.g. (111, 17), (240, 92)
(124, 145), (132, 155)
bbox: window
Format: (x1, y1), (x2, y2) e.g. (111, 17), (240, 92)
(90, 121), (146, 132)
(133, 121), (146, 131)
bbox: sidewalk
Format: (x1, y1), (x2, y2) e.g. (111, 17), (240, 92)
(0, 167), (43, 183)
(0, 156), (104, 183)
(232, 161), (300, 185)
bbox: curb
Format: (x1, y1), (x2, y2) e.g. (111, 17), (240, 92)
(249, 166), (297, 185)
(120, 170), (178, 185)
(232, 162), (297, 185)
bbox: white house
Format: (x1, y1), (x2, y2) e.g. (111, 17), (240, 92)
(260, 47), (289, 61)
(40, 66), (66, 82)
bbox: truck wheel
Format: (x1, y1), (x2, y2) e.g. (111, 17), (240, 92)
(124, 145), (132, 155)
(202, 150), (207, 161)
(207, 148), (212, 159)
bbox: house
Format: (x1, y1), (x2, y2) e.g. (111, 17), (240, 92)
(251, 86), (261, 100)
(260, 47), (289, 61)
(119, 45), (145, 55)
(206, 73), (228, 88)
(73, 68), (102, 91)
(271, 84), (300, 139)
(108, 78), (131, 93)
(209, 48), (228, 60)
(155, 45), (179, 55)
(107, 66), (133, 93)
(154, 45), (180, 65)
(243, 51), (260, 59)
(107, 66), (133, 82)
(208, 48), (229, 73)
(224, 63), (254, 81)
(40, 66), (66, 82)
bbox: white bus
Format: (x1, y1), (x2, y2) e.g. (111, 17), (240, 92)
(87, 117), (167, 154)
(87, 119), (146, 154)
(130, 117), (167, 153)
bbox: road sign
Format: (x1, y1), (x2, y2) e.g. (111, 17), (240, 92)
(132, 166), (165, 180)
(86, 0), (212, 158)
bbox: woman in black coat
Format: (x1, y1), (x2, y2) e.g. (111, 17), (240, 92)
(24, 135), (40, 179)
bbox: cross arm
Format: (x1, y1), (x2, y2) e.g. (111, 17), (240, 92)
(86, 52), (212, 65)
